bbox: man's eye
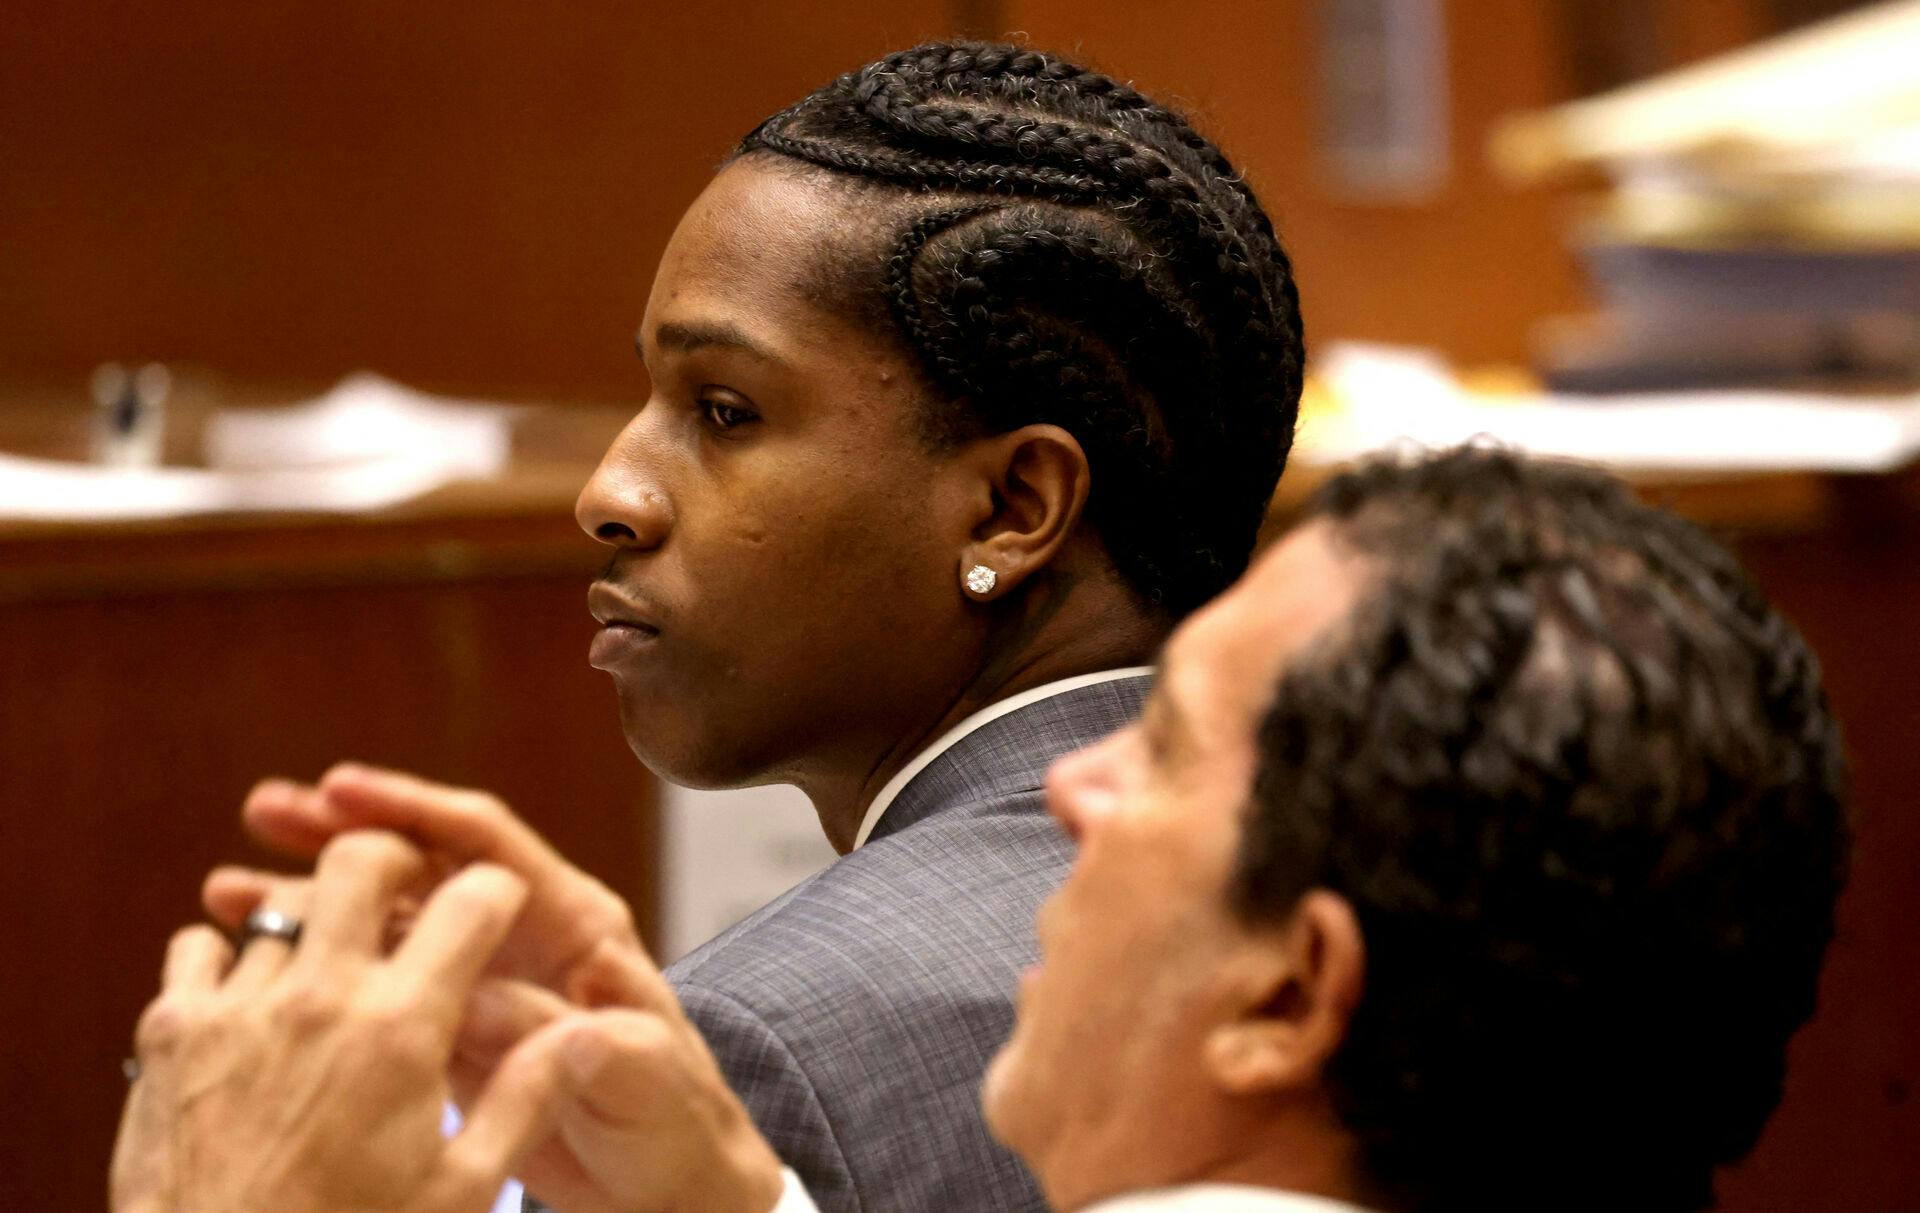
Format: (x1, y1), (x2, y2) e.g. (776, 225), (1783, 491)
(699, 398), (757, 431)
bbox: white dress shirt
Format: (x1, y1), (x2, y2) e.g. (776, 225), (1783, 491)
(1084, 1184), (1377, 1213)
(768, 1172), (1375, 1213)
(850, 666), (1155, 849)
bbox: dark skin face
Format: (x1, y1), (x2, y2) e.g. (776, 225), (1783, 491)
(576, 159), (1167, 851)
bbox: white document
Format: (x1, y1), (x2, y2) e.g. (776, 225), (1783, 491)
(1306, 342), (1920, 473)
(0, 374), (515, 522)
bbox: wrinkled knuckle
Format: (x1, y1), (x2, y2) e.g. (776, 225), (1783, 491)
(601, 891), (638, 939)
(364, 1001), (441, 1071)
(322, 829), (419, 875)
(135, 996), (193, 1055)
(573, 882), (635, 942)
(274, 980), (347, 1033)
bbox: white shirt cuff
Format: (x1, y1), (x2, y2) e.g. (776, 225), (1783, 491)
(769, 1167), (820, 1213)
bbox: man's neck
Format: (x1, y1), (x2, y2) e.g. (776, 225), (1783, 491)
(799, 578), (1166, 852)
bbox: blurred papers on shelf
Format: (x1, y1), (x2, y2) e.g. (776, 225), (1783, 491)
(0, 374), (515, 522)
(1489, 0), (1920, 392)
(1299, 343), (1920, 474)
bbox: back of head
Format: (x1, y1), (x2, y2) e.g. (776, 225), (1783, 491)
(737, 43), (1305, 616)
(1236, 446), (1850, 1210)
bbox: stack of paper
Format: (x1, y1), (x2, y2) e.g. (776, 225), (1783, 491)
(0, 375), (515, 522)
(1301, 343), (1920, 474)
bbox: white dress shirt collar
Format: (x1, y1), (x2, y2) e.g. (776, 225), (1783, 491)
(850, 666), (1154, 850)
(1083, 1185), (1378, 1213)
(767, 1170), (1375, 1213)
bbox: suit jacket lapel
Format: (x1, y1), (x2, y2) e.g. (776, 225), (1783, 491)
(867, 674), (1152, 845)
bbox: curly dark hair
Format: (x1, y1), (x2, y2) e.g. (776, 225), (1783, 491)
(732, 42), (1305, 617)
(1234, 446), (1851, 1211)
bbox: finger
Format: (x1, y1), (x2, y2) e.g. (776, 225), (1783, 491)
(317, 764), (559, 872)
(540, 1009), (785, 1210)
(202, 866), (293, 933)
(241, 777), (343, 859)
(552, 1011), (683, 1127)
(388, 863), (530, 1025)
(434, 1017), (579, 1209)
(567, 939), (683, 1022)
(223, 884), (313, 995)
(162, 924), (234, 992)
(457, 979), (572, 1071)
(297, 831), (429, 965)
(451, 979), (571, 1110)
(205, 866), (428, 956)
(320, 764), (639, 989)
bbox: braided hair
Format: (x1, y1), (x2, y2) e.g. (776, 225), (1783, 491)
(734, 42), (1305, 617)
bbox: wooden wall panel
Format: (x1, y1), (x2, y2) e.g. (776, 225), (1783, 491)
(0, 0), (1791, 392)
(1716, 521), (1920, 1212)
(0, 564), (658, 1209)
(0, 0), (955, 401)
(998, 0), (1594, 367)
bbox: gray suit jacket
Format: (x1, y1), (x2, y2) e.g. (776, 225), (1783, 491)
(663, 676), (1147, 1213)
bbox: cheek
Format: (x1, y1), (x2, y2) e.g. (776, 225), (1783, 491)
(781, 464), (955, 603)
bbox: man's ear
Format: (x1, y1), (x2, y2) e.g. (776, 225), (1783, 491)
(954, 424), (1091, 600)
(1203, 891), (1366, 1097)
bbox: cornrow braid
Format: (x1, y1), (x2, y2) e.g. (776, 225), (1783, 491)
(735, 41), (1305, 615)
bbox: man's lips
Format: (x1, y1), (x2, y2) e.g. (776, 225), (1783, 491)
(587, 582), (664, 669)
(590, 621), (660, 669)
(588, 582), (664, 630)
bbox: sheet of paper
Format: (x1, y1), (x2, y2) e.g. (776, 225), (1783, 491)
(1303, 342), (1920, 473)
(202, 372), (514, 472)
(0, 374), (515, 522)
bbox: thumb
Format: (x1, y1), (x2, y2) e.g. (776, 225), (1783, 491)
(434, 1016), (578, 1209)
(547, 1013), (787, 1213)
(459, 979), (573, 1070)
(568, 939), (684, 1023)
(556, 1010), (683, 1127)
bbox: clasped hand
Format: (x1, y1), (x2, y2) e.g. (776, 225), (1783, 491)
(112, 766), (784, 1213)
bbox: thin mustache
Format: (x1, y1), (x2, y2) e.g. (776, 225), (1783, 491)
(588, 581), (665, 629)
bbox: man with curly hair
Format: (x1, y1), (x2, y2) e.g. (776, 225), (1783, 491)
(985, 444), (1850, 1211)
(113, 447), (1849, 1213)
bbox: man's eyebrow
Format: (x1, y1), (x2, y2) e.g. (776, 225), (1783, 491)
(637, 320), (788, 367)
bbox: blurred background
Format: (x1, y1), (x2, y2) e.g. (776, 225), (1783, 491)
(3, 1), (1916, 1208)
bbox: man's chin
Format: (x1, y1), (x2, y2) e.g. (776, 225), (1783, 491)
(618, 720), (780, 791)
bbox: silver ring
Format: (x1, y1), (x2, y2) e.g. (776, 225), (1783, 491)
(122, 1057), (142, 1083)
(241, 906), (304, 948)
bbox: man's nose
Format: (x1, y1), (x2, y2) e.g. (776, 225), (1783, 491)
(1042, 738), (1121, 843)
(575, 413), (674, 550)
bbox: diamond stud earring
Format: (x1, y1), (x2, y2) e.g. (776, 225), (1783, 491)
(964, 564), (998, 596)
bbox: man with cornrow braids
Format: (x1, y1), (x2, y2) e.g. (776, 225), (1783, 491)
(202, 41), (1306, 1213)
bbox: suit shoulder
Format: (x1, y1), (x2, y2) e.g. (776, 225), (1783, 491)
(667, 803), (1070, 1023)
